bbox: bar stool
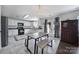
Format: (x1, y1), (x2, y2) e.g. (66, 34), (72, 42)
(36, 39), (52, 54)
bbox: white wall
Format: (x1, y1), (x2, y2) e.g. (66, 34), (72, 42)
(39, 10), (79, 37)
(59, 10), (79, 21)
(59, 10), (79, 32)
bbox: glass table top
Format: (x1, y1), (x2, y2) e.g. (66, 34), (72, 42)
(26, 31), (48, 39)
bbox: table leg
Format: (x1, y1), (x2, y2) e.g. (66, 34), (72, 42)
(27, 36), (29, 48)
(36, 38), (39, 54)
(42, 48), (44, 54)
(51, 40), (52, 47)
(25, 39), (27, 47)
(25, 36), (32, 54)
(36, 46), (38, 54)
(34, 39), (37, 54)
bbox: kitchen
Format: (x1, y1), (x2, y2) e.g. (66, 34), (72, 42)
(0, 5), (79, 54)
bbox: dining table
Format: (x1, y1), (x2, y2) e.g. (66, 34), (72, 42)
(25, 31), (49, 54)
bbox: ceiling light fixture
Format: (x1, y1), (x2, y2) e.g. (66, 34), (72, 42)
(24, 15), (29, 19)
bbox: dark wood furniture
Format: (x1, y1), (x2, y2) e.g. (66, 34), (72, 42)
(61, 20), (78, 46)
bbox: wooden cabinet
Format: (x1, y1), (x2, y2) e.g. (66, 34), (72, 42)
(61, 20), (78, 46)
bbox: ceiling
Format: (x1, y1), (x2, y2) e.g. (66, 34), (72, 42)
(1, 5), (79, 20)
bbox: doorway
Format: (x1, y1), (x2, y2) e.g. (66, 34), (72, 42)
(47, 22), (52, 33)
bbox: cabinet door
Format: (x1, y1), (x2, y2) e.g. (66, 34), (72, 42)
(61, 21), (69, 42)
(61, 20), (78, 46)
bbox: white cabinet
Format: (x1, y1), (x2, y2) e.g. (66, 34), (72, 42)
(8, 18), (32, 36)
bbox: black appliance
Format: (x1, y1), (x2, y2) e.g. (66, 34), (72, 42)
(18, 23), (24, 35)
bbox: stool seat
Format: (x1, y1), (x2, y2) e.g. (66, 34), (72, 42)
(37, 39), (51, 49)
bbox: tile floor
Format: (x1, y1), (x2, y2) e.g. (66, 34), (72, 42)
(0, 35), (60, 54)
(56, 41), (79, 54)
(0, 33), (78, 54)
